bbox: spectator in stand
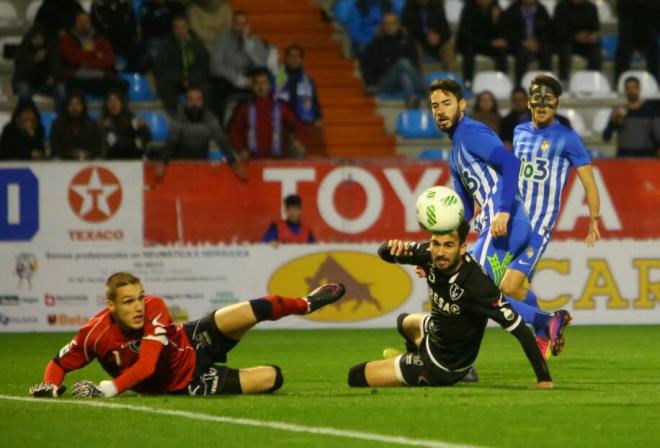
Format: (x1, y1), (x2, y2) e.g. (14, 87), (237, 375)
(400, 0), (457, 73)
(91, 0), (140, 71)
(554, 0), (601, 85)
(160, 86), (245, 179)
(0, 99), (46, 160)
(364, 12), (425, 108)
(58, 11), (128, 97)
(262, 194), (315, 244)
(210, 11), (271, 124)
(603, 76), (659, 158)
(229, 68), (305, 161)
(501, 0), (552, 86)
(500, 86), (530, 148)
(471, 90), (502, 134)
(187, 0), (232, 50)
(614, 0), (658, 84)
(12, 24), (65, 106)
(347, 0), (393, 82)
(34, 0), (83, 41)
(50, 91), (103, 160)
(99, 90), (152, 159)
(139, 0), (187, 71)
(153, 15), (209, 115)
(456, 0), (508, 87)
(275, 45), (325, 155)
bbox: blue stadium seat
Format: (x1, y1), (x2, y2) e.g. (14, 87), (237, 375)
(396, 110), (444, 139)
(419, 148), (450, 161)
(601, 35), (617, 62)
(40, 111), (56, 140)
(120, 72), (156, 101)
(377, 91), (405, 100)
(137, 111), (169, 142)
(586, 148), (606, 159)
(332, 0), (354, 26)
(424, 71), (473, 99)
(89, 110), (100, 121)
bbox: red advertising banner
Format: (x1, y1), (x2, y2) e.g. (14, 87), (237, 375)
(143, 160), (660, 244)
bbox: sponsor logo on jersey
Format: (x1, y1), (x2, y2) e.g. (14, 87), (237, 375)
(526, 246), (535, 258)
(268, 251), (412, 322)
(449, 283), (464, 301)
(541, 140), (549, 151)
(68, 166), (122, 223)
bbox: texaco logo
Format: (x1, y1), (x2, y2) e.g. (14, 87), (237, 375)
(68, 166), (122, 223)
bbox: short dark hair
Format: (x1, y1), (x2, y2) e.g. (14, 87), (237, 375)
(285, 45), (304, 57)
(429, 79), (464, 102)
(529, 75), (563, 97)
(511, 86), (527, 98)
(106, 272), (141, 302)
(624, 76), (640, 88)
(233, 10), (248, 19)
(432, 220), (470, 244)
(284, 194), (302, 208)
(248, 66), (271, 79)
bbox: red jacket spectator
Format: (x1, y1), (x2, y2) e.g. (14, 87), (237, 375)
(58, 12), (116, 80)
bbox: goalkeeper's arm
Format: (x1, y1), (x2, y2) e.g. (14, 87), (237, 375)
(29, 360), (68, 398)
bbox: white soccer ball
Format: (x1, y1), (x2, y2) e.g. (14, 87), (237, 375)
(415, 186), (465, 232)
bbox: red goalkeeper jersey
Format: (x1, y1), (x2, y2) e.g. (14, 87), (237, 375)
(44, 296), (196, 394)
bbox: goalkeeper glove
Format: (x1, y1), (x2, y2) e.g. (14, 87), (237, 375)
(29, 382), (66, 398)
(71, 380), (117, 398)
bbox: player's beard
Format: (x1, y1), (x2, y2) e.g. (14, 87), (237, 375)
(433, 252), (462, 274)
(435, 107), (461, 132)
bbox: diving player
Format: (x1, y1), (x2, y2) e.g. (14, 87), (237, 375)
(347, 223), (553, 388)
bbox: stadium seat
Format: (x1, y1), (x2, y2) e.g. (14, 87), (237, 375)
(89, 110), (100, 121)
(0, 111), (10, 131)
(377, 91), (405, 101)
(539, 0), (557, 14)
(419, 148), (450, 161)
(594, 0), (615, 24)
(0, 1), (18, 25)
(569, 70), (615, 98)
(0, 35), (21, 60)
(120, 72), (156, 101)
(396, 110), (443, 139)
(25, 0), (42, 23)
(562, 108), (589, 137)
(445, 0), (463, 24)
(586, 148), (605, 159)
(472, 71), (513, 100)
(81, 0), (92, 12)
(332, 0), (354, 26)
(137, 111), (169, 142)
(592, 108), (612, 135)
(391, 0), (405, 14)
(601, 35), (618, 62)
(617, 70), (659, 98)
(40, 111), (56, 139)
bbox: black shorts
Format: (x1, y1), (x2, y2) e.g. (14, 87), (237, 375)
(395, 315), (471, 387)
(183, 312), (239, 376)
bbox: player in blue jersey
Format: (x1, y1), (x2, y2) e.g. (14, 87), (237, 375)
(511, 75), (601, 357)
(429, 79), (568, 359)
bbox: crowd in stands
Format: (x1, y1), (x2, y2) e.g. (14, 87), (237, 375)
(0, 0), (658, 162)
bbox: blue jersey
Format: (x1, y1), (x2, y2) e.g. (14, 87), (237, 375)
(449, 116), (524, 232)
(513, 120), (590, 237)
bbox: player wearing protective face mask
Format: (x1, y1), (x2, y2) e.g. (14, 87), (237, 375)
(511, 75), (602, 359)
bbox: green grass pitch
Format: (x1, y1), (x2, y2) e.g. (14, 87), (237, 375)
(1, 326), (659, 447)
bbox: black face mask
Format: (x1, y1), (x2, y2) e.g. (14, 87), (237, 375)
(185, 107), (204, 122)
(529, 84), (558, 109)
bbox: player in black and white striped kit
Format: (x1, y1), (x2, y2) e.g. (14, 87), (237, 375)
(347, 221), (553, 389)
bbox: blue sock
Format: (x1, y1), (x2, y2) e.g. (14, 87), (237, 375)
(505, 296), (552, 336)
(523, 290), (539, 307)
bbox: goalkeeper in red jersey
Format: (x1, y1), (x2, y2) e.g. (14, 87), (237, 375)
(29, 272), (345, 398)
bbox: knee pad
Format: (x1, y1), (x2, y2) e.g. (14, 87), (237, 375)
(266, 365), (283, 393)
(348, 362), (369, 387)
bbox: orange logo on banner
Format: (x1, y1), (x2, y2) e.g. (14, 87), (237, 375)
(68, 166), (122, 223)
(268, 251), (412, 322)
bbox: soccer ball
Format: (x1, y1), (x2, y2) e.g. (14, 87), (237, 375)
(415, 186), (465, 232)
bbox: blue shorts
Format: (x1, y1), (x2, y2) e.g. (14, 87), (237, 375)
(469, 209), (532, 287)
(508, 232), (550, 281)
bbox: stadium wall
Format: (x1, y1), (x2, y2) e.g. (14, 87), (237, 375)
(1, 160), (658, 331)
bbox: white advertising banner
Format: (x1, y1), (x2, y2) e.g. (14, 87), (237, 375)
(0, 162), (143, 245)
(0, 241), (658, 332)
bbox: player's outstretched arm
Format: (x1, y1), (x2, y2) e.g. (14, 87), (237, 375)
(29, 382), (66, 398)
(377, 240), (429, 265)
(576, 165), (601, 247)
